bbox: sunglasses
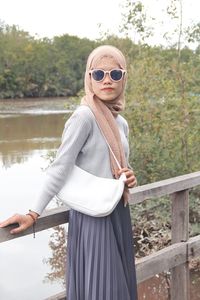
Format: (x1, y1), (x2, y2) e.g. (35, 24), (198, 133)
(89, 69), (126, 82)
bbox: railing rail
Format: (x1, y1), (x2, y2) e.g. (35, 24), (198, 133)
(1, 171), (200, 300)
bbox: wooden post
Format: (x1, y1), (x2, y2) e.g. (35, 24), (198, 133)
(170, 190), (190, 300)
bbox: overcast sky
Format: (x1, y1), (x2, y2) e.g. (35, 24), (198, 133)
(0, 0), (122, 39)
(1, 0), (200, 44)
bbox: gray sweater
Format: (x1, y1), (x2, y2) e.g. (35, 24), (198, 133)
(32, 105), (130, 215)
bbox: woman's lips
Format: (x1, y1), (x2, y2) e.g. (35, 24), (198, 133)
(101, 87), (114, 92)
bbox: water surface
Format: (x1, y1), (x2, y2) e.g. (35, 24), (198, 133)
(0, 98), (69, 300)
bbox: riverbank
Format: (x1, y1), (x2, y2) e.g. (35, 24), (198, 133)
(0, 97), (73, 114)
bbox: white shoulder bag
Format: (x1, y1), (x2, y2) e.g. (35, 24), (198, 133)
(55, 126), (126, 217)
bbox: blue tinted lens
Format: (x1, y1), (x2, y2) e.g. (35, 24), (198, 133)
(110, 70), (123, 81)
(92, 70), (104, 81)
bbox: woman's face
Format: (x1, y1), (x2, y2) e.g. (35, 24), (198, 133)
(90, 57), (124, 101)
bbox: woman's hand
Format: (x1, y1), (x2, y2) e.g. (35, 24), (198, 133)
(0, 213), (38, 235)
(118, 168), (137, 188)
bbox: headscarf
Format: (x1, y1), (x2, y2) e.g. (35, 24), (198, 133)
(81, 45), (130, 204)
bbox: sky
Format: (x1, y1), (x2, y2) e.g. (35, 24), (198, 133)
(1, 0), (200, 45)
(0, 0), (123, 40)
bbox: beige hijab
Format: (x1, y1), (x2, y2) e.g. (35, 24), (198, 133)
(81, 45), (129, 204)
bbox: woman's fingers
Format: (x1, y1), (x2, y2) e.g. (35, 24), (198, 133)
(0, 214), (34, 235)
(126, 176), (137, 188)
(118, 168), (137, 188)
(10, 224), (26, 235)
(0, 214), (20, 227)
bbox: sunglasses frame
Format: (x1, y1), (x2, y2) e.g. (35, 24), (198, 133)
(89, 69), (126, 82)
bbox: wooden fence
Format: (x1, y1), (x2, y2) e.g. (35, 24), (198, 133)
(1, 171), (200, 300)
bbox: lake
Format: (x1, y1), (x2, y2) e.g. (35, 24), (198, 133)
(0, 98), (70, 300)
(0, 98), (199, 300)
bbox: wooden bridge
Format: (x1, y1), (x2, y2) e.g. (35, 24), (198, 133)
(1, 171), (200, 300)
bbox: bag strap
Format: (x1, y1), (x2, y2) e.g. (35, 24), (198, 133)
(85, 106), (122, 170)
(95, 119), (122, 170)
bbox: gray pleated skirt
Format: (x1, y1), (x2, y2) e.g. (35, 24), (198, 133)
(66, 199), (138, 300)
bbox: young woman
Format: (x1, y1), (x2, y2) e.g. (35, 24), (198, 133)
(0, 45), (138, 300)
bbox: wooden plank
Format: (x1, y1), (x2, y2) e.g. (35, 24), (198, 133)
(171, 190), (189, 243)
(0, 206), (69, 243)
(171, 264), (190, 300)
(188, 235), (200, 259)
(0, 170), (199, 300)
(136, 236), (200, 283)
(1, 171), (200, 243)
(45, 235), (200, 300)
(129, 171), (200, 205)
(170, 190), (190, 300)
(135, 242), (187, 283)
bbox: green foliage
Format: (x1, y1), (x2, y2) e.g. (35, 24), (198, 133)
(0, 23), (96, 99)
(130, 196), (171, 257)
(120, 0), (153, 43)
(118, 44), (200, 185)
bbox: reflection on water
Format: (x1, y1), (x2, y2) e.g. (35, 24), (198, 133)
(0, 98), (70, 300)
(0, 114), (66, 141)
(0, 113), (70, 168)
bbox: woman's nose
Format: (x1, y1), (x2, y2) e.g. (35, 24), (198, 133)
(103, 73), (111, 83)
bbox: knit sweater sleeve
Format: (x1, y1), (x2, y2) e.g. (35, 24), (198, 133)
(31, 108), (92, 215)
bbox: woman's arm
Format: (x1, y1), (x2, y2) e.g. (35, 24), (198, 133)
(31, 108), (92, 215)
(0, 210), (39, 234)
(0, 107), (92, 233)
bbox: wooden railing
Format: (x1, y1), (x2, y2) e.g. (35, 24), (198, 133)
(1, 171), (200, 300)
